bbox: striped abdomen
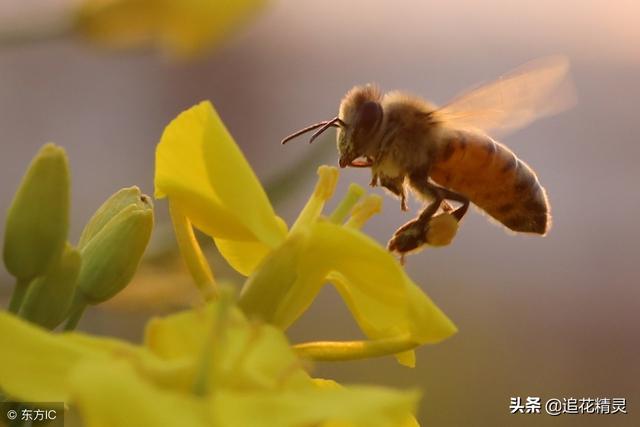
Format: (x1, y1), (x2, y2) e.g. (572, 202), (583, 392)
(430, 130), (550, 234)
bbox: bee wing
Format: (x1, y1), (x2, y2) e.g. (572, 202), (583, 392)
(436, 55), (576, 136)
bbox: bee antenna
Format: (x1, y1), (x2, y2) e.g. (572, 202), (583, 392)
(308, 117), (345, 144)
(281, 117), (345, 145)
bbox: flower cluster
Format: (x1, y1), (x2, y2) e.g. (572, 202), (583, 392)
(73, 0), (266, 58)
(2, 144), (153, 330)
(0, 101), (457, 426)
(155, 101), (456, 367)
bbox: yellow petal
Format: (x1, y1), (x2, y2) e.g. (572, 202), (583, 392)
(213, 386), (420, 427)
(155, 101), (285, 246)
(213, 216), (288, 276)
(0, 312), (190, 402)
(69, 361), (208, 427)
(156, 102), (251, 240)
(307, 222), (457, 353)
(313, 379), (421, 427)
(200, 101), (286, 248)
(144, 303), (224, 360)
(145, 301), (311, 392)
(239, 220), (456, 363)
(0, 312), (103, 402)
(160, 0), (265, 58)
(75, 0), (265, 58)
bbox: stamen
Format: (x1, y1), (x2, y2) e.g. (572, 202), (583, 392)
(344, 194), (383, 229)
(293, 334), (419, 362)
(329, 183), (365, 224)
(290, 166), (338, 232)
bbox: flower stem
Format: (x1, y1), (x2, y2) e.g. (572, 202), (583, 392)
(169, 200), (218, 301)
(63, 302), (86, 331)
(192, 288), (233, 396)
(293, 335), (419, 362)
(8, 278), (31, 313)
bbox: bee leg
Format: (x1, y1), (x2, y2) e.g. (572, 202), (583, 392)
(369, 172), (379, 187)
(380, 175), (408, 211)
(441, 200), (453, 213)
(388, 175), (470, 257)
(432, 186), (469, 222)
(387, 195), (443, 255)
(408, 174), (469, 221)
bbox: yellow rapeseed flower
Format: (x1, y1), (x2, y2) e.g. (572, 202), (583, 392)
(74, 0), (265, 58)
(154, 101), (456, 367)
(0, 298), (420, 426)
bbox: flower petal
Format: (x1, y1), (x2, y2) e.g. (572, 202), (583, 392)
(0, 312), (105, 402)
(239, 220), (456, 363)
(307, 222), (457, 346)
(213, 216), (288, 276)
(144, 300), (311, 392)
(213, 386), (420, 427)
(0, 312), (191, 402)
(69, 361), (208, 427)
(156, 103), (251, 240)
(155, 101), (285, 246)
(76, 0), (266, 58)
(201, 102), (286, 248)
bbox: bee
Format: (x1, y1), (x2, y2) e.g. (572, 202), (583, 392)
(282, 56), (575, 258)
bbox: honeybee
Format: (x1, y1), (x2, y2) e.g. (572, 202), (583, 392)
(282, 56), (575, 257)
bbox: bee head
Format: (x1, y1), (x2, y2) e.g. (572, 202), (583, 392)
(280, 84), (383, 168)
(337, 84), (383, 167)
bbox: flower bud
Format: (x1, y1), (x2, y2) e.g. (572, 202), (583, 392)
(3, 144), (70, 282)
(74, 187), (154, 304)
(18, 244), (81, 329)
(78, 186), (147, 249)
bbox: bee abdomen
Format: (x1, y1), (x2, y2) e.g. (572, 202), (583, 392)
(430, 131), (550, 234)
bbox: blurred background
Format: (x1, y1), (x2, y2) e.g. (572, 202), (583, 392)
(1, 0), (639, 425)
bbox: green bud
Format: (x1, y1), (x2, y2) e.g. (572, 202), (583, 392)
(18, 243), (81, 329)
(75, 187), (153, 304)
(3, 143), (70, 282)
(78, 186), (146, 249)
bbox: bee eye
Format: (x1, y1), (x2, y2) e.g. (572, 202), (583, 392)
(356, 101), (383, 133)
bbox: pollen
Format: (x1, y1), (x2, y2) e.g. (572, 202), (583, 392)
(426, 213), (459, 247)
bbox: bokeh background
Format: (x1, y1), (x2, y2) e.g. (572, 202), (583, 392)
(1, 0), (639, 425)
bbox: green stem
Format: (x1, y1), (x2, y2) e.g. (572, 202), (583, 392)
(63, 302), (86, 331)
(8, 278), (31, 313)
(192, 288), (233, 396)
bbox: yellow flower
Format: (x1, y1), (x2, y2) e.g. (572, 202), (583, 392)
(74, 0), (265, 58)
(155, 102), (456, 367)
(0, 299), (420, 427)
